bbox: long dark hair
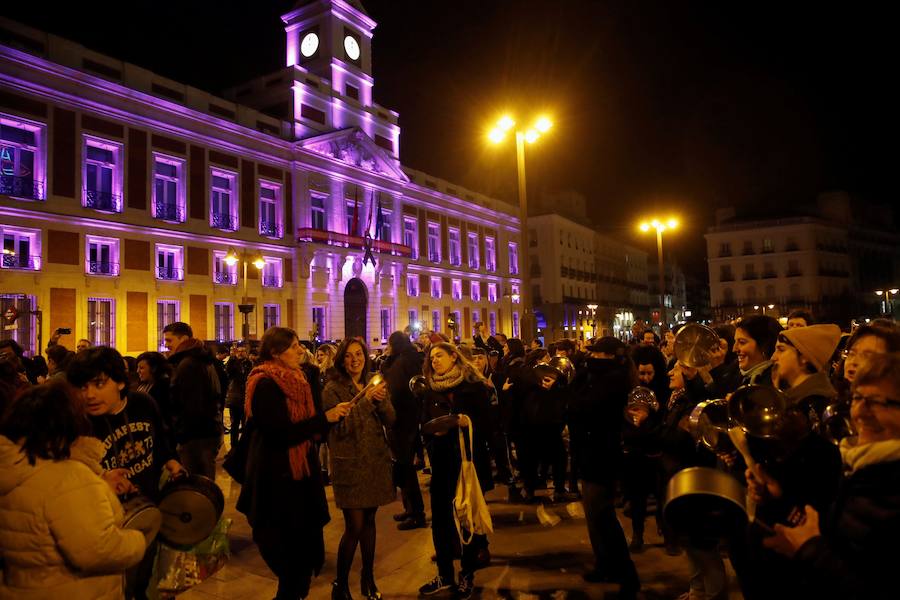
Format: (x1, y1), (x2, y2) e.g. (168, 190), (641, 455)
(423, 342), (487, 385)
(0, 381), (90, 465)
(333, 338), (373, 385)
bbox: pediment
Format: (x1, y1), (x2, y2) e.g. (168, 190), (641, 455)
(300, 128), (408, 182)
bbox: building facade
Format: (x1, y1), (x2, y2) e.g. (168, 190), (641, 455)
(0, 2), (522, 355)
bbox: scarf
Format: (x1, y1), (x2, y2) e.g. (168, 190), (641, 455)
(740, 359), (773, 384)
(840, 437), (900, 475)
(245, 362), (317, 480)
(429, 364), (465, 392)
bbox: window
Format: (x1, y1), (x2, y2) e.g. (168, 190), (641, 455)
(762, 238), (774, 253)
(380, 308), (392, 342)
(210, 170), (238, 231)
(378, 210), (392, 243)
(485, 237), (496, 272)
(310, 193), (327, 230)
(346, 200), (358, 235)
(85, 235), (119, 276)
(427, 222), (441, 263)
(471, 281), (481, 302)
(263, 304), (280, 330)
(155, 244), (184, 281)
(508, 242), (519, 275)
(1, 226), (41, 271)
(432, 310), (441, 332)
(512, 312), (520, 338)
(214, 302), (234, 342)
(262, 257), (283, 288)
(467, 232), (479, 269)
(407, 274), (419, 297)
(152, 154), (185, 222)
(743, 264), (757, 279)
(452, 279), (462, 300)
(1, 294), (36, 354)
(448, 228), (461, 266)
(787, 259), (801, 276)
(83, 136), (122, 212)
(408, 309), (418, 330)
(472, 310), (481, 327)
(450, 311), (461, 337)
(156, 300), (179, 351)
(742, 240), (754, 255)
(403, 217), (418, 259)
(87, 297), (115, 347)
(312, 306), (327, 339)
(213, 251), (237, 285)
(489, 312), (497, 336)
(258, 181), (282, 238)
(431, 276), (442, 299)
(488, 283), (497, 303)
(511, 284), (520, 303)
(723, 288), (734, 304)
(1, 116), (45, 200)
(720, 265), (733, 282)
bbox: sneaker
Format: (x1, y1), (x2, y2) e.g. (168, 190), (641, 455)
(455, 573), (475, 600)
(419, 575), (453, 596)
(397, 515), (427, 530)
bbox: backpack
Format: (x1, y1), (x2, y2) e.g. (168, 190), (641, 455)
(453, 418), (493, 544)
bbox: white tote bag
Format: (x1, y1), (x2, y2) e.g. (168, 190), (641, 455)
(453, 417), (493, 544)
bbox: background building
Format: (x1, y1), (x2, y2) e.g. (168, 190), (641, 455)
(0, 2), (522, 355)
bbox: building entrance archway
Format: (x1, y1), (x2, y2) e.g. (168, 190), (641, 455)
(344, 278), (368, 340)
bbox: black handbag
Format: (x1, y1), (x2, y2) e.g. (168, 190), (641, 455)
(222, 419), (254, 484)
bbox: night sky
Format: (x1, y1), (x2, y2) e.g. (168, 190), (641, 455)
(3, 1), (894, 276)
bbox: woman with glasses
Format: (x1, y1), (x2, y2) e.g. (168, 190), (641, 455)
(764, 352), (900, 600)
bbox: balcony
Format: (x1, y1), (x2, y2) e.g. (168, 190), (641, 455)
(786, 270), (802, 277)
(84, 189), (122, 212)
(262, 275), (283, 288)
(743, 273), (759, 280)
(211, 213), (238, 231)
(155, 200), (185, 223)
(719, 250), (732, 257)
(297, 228), (413, 258)
(86, 261), (119, 276)
(156, 266), (184, 281)
(1, 175), (44, 200)
(259, 219), (283, 238)
(214, 272), (237, 285)
(785, 243), (800, 252)
(1, 254), (41, 270)
(761, 271), (778, 279)
(742, 248), (755, 256)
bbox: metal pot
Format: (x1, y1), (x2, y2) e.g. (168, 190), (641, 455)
(674, 323), (720, 368)
(533, 356), (576, 386)
(729, 384), (788, 439)
(688, 399), (734, 453)
(664, 467), (748, 538)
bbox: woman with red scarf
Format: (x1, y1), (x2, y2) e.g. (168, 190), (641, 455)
(237, 327), (351, 600)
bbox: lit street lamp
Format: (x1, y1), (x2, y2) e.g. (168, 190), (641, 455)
(754, 303), (776, 316)
(224, 247), (266, 341)
(875, 288), (899, 316)
(639, 217), (678, 329)
(488, 113), (552, 342)
(587, 303), (598, 338)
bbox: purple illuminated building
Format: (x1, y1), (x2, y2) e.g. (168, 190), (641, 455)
(0, 2), (523, 354)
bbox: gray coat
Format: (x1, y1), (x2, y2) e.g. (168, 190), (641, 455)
(322, 373), (397, 509)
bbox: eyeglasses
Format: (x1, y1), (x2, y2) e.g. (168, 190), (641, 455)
(79, 375), (110, 391)
(842, 349), (878, 361)
(851, 394), (900, 410)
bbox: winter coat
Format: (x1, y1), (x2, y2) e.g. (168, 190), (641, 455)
(0, 436), (146, 600)
(225, 357), (254, 407)
(167, 339), (223, 443)
(783, 371), (836, 430)
(322, 373), (396, 509)
(381, 346), (424, 464)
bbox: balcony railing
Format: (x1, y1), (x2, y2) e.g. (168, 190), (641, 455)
(296, 228), (413, 258)
(262, 275), (283, 288)
(1, 254), (41, 270)
(156, 266), (184, 281)
(84, 189), (122, 212)
(86, 261), (120, 276)
(785, 243), (800, 252)
(429, 252), (441, 263)
(469, 260), (480, 270)
(786, 270), (803, 277)
(155, 200), (185, 223)
(214, 272), (237, 285)
(743, 273), (759, 280)
(720, 275), (735, 282)
(0, 175), (44, 200)
(761, 271), (778, 279)
(211, 213), (238, 231)
(486, 261), (496, 272)
(259, 220), (283, 238)
(742, 247), (755, 255)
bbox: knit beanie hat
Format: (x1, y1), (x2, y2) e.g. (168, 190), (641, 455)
(780, 324), (842, 373)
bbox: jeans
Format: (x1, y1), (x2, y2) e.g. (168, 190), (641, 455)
(581, 480), (639, 588)
(178, 436), (220, 480)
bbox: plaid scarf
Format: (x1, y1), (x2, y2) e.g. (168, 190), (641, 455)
(245, 362), (317, 480)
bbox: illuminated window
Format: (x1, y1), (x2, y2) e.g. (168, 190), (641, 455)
(448, 228), (461, 266)
(312, 306), (327, 339)
(152, 154), (185, 222)
(346, 200), (358, 235)
(432, 310), (441, 332)
(489, 312), (497, 335)
(511, 284), (520, 303)
(485, 237), (496, 272)
(452, 279), (462, 300)
(407, 274), (419, 297)
(380, 308), (392, 341)
(431, 276), (442, 299)
(508, 242), (519, 275)
(263, 304), (280, 330)
(310, 193), (327, 230)
(0, 294), (37, 354)
(488, 283), (497, 303)
(85, 235), (119, 277)
(1, 226), (41, 271)
(467, 232), (479, 269)
(403, 218), (418, 259)
(155, 244), (184, 281)
(214, 302), (234, 341)
(213, 251), (237, 285)
(471, 281), (481, 302)
(259, 181), (283, 238)
(156, 300), (180, 351)
(0, 115), (46, 200)
(83, 136), (122, 213)
(512, 312), (520, 338)
(262, 257), (283, 288)
(427, 222), (441, 263)
(210, 170), (238, 231)
(379, 210), (392, 242)
(87, 297), (115, 347)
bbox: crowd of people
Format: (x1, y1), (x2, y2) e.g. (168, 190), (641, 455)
(0, 307), (898, 600)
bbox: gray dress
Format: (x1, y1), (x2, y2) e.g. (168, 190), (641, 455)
(322, 373), (397, 509)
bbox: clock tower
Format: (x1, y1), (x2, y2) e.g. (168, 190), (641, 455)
(282, 0), (398, 156)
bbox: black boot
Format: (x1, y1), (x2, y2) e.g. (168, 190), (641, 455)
(360, 572), (382, 600)
(331, 580), (353, 600)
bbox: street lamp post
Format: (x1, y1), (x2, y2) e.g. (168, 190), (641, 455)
(586, 303), (598, 338)
(875, 288), (899, 316)
(489, 114), (552, 342)
(639, 218), (678, 330)
(224, 247), (266, 341)
(754, 303), (776, 316)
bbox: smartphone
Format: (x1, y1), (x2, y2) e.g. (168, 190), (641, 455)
(57, 328), (72, 335)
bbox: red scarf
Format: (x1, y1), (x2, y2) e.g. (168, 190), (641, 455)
(245, 362), (317, 480)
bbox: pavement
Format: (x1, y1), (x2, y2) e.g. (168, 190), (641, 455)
(181, 446), (743, 600)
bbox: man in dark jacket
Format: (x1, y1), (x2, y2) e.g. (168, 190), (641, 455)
(568, 336), (640, 598)
(225, 343), (253, 448)
(163, 321), (223, 480)
(382, 331), (427, 530)
(473, 321), (503, 358)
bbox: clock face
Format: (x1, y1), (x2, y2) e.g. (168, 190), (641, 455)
(344, 35), (360, 61)
(300, 32), (319, 58)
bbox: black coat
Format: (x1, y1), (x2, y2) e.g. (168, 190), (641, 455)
(168, 341), (222, 443)
(795, 458), (900, 600)
(382, 346), (424, 463)
(568, 358), (632, 483)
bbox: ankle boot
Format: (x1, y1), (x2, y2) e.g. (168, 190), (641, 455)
(360, 572), (382, 600)
(331, 580), (353, 600)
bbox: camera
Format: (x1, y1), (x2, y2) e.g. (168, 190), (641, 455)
(57, 328), (72, 335)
